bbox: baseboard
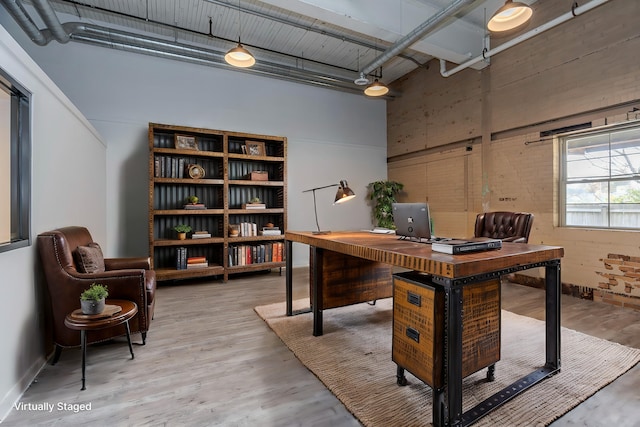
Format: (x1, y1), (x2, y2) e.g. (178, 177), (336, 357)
(0, 355), (46, 423)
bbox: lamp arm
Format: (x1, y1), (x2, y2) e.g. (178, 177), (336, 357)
(302, 183), (338, 193)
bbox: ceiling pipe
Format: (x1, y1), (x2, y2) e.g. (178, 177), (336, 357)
(440, 0), (611, 77)
(360, 0), (475, 77)
(63, 22), (367, 95)
(31, 0), (70, 43)
(0, 0), (51, 45)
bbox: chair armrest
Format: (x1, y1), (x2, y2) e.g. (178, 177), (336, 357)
(105, 257), (150, 271)
(502, 236), (527, 243)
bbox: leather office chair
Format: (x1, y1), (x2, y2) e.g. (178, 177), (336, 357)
(474, 212), (534, 243)
(37, 226), (156, 363)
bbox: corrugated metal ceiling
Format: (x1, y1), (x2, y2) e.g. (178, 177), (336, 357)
(8, 0), (536, 95)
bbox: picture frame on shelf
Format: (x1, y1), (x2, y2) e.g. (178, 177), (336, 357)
(244, 141), (266, 156)
(175, 134), (198, 150)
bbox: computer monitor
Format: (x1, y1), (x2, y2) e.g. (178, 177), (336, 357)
(392, 202), (431, 241)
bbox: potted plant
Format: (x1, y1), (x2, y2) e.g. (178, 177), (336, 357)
(186, 195), (199, 204)
(173, 224), (192, 240)
(80, 283), (108, 315)
(368, 180), (404, 229)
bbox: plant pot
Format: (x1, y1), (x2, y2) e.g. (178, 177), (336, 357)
(178, 232), (187, 240)
(80, 298), (105, 315)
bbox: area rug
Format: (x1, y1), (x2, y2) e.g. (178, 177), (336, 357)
(255, 298), (640, 427)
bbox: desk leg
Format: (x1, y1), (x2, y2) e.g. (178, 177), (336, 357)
(311, 246), (324, 336)
(286, 240), (293, 316)
(444, 287), (464, 427)
(80, 330), (87, 391)
(125, 320), (135, 360)
(545, 261), (561, 370)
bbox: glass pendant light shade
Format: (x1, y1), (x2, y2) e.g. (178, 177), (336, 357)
(364, 79), (389, 97)
(225, 43), (255, 68)
(334, 180), (356, 204)
(487, 0), (533, 33)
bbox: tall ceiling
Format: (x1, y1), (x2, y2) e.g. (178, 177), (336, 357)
(4, 0), (538, 95)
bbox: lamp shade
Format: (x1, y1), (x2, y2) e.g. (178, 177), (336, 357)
(364, 79), (389, 97)
(224, 43), (256, 68)
(487, 0), (533, 33)
(334, 180), (356, 204)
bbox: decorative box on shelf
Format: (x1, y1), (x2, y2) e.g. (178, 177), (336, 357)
(249, 171), (268, 181)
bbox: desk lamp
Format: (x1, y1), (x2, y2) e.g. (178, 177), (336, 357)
(303, 180), (356, 234)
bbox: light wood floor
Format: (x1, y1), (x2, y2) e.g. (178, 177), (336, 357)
(3, 268), (639, 426)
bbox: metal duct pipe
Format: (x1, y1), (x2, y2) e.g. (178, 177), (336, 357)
(0, 0), (50, 45)
(440, 0), (611, 77)
(31, 0), (70, 43)
(360, 0), (475, 76)
(64, 23), (364, 95)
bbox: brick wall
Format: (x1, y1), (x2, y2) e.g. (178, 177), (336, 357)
(387, 0), (640, 299)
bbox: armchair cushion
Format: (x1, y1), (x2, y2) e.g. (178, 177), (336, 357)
(74, 242), (105, 273)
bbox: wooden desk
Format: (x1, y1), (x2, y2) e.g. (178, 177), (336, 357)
(285, 231), (563, 427)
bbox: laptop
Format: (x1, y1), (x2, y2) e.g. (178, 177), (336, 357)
(392, 203), (432, 241)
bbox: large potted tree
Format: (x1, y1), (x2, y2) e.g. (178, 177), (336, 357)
(367, 180), (404, 229)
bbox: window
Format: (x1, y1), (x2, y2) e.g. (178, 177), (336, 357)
(560, 122), (640, 229)
(0, 67), (31, 253)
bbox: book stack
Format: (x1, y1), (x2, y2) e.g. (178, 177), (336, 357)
(260, 226), (281, 236)
(186, 256), (208, 269)
(191, 230), (212, 239)
(176, 247), (187, 270)
(184, 203), (206, 210)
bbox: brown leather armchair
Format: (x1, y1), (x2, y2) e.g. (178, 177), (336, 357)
(474, 212), (534, 243)
(37, 226), (156, 362)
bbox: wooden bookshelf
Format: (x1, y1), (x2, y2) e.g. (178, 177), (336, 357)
(148, 123), (287, 281)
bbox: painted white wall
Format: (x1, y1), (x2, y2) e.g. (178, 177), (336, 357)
(0, 25), (106, 421)
(0, 12), (388, 268)
(0, 91), (9, 242)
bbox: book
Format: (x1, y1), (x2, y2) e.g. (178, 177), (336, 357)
(260, 229), (282, 236)
(242, 203), (266, 209)
(184, 204), (207, 210)
(431, 238), (502, 255)
(187, 256), (207, 264)
(191, 233), (212, 239)
(186, 262), (208, 269)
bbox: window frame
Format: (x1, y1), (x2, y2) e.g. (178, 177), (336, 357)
(0, 67), (31, 253)
(559, 120), (640, 230)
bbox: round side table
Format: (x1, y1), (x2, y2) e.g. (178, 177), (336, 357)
(64, 299), (138, 390)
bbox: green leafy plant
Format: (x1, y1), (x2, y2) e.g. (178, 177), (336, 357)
(173, 224), (192, 233)
(80, 283), (108, 301)
(187, 195), (199, 204)
(368, 180), (404, 229)
(249, 197), (262, 203)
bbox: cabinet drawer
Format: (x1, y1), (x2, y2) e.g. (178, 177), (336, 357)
(392, 272), (501, 389)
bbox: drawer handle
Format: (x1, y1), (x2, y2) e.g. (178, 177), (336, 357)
(407, 291), (421, 307)
(406, 327), (420, 343)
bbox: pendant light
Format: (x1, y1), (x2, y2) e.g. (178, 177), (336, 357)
(225, 1), (255, 68)
(487, 0), (533, 33)
(364, 67), (389, 97)
(364, 79), (389, 97)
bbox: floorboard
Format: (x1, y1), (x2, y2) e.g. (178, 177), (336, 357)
(2, 268), (639, 426)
